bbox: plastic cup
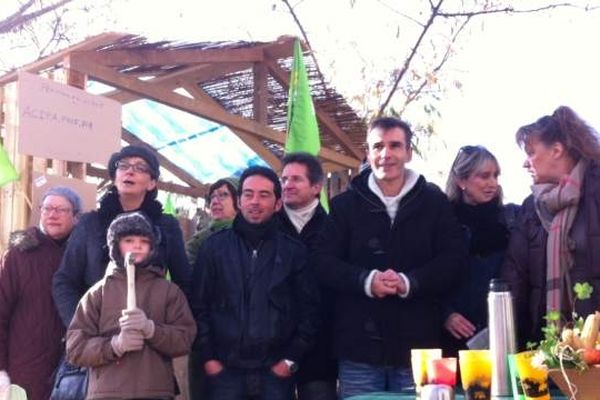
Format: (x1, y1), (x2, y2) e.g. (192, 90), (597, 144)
(427, 357), (457, 386)
(411, 348), (442, 394)
(513, 351), (549, 400)
(459, 350), (492, 400)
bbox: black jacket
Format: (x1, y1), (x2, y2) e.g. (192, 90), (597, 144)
(315, 169), (466, 367)
(191, 216), (320, 369)
(52, 188), (191, 327)
(501, 162), (600, 348)
(277, 205), (337, 383)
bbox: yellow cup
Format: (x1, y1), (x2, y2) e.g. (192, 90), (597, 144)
(513, 351), (549, 400)
(458, 350), (492, 400)
(411, 348), (442, 394)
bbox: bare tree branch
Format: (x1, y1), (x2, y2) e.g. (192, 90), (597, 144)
(374, 0), (424, 27)
(280, 0), (329, 91)
(377, 0), (445, 117)
(0, 0), (73, 34)
(438, 2), (579, 18)
(400, 16), (471, 113)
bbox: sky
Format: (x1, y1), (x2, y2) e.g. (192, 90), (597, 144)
(6, 0), (600, 204)
(104, 0), (600, 204)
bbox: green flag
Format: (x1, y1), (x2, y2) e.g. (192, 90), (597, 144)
(0, 141), (18, 187)
(285, 39), (329, 211)
(164, 193), (176, 216)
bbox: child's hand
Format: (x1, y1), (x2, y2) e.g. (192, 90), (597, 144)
(111, 329), (144, 357)
(119, 309), (155, 339)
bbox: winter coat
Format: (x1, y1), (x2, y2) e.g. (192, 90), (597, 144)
(191, 217), (321, 369)
(315, 169), (467, 367)
(0, 228), (67, 400)
(66, 263), (196, 399)
(53, 188), (191, 327)
(277, 205), (337, 383)
(501, 162), (600, 347)
(186, 219), (233, 266)
(442, 200), (519, 355)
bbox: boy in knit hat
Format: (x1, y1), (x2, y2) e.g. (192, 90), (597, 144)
(66, 211), (196, 399)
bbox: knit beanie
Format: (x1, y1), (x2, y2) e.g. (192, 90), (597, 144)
(106, 211), (158, 268)
(107, 145), (160, 180)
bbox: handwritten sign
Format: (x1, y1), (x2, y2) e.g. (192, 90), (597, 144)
(17, 71), (121, 165)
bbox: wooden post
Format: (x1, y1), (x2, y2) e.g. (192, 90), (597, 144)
(0, 82), (32, 250)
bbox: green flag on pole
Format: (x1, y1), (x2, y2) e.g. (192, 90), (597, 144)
(164, 193), (176, 216)
(0, 141), (18, 187)
(285, 39), (329, 211)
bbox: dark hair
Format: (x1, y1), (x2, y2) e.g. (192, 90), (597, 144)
(282, 152), (324, 185)
(239, 166), (282, 199)
(516, 106), (600, 162)
(208, 178), (239, 211)
(369, 117), (413, 149)
(446, 145), (503, 204)
(107, 145), (160, 180)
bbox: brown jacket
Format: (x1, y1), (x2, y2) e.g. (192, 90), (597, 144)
(0, 227), (66, 400)
(66, 263), (196, 399)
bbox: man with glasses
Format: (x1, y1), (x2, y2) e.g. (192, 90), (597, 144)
(0, 187), (82, 400)
(315, 117), (466, 398)
(277, 152), (336, 400)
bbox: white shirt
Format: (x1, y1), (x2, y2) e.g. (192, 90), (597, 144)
(284, 199), (319, 234)
(364, 169), (420, 299)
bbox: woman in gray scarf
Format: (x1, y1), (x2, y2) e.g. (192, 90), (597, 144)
(501, 106), (600, 348)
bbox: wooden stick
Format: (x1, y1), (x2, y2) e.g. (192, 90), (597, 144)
(125, 252), (136, 310)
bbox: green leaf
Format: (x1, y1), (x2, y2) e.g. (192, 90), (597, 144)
(544, 310), (561, 322)
(574, 282), (593, 300)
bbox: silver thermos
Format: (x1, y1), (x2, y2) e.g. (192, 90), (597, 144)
(488, 278), (517, 397)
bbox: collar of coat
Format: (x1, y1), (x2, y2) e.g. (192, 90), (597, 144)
(98, 186), (164, 231)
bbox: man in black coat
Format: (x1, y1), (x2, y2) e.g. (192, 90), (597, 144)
(277, 153), (336, 400)
(191, 166), (320, 400)
(315, 117), (467, 399)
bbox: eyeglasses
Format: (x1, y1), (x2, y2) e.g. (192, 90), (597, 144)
(115, 160), (151, 174)
(209, 191), (231, 202)
(40, 205), (73, 215)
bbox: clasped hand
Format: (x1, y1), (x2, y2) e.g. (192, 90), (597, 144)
(371, 269), (407, 298)
(111, 308), (155, 357)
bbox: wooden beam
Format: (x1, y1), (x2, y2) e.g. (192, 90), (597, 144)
(253, 62), (268, 124)
(0, 32), (128, 85)
(66, 55), (358, 169)
(264, 57), (364, 160)
(121, 128), (209, 195)
(105, 62), (253, 104)
(87, 165), (204, 198)
(72, 47), (264, 67)
(181, 81), (282, 170)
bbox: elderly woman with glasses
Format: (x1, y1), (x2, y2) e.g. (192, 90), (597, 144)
(52, 145), (191, 329)
(0, 186), (82, 400)
(501, 106), (600, 348)
(186, 177), (239, 267)
(442, 145), (520, 355)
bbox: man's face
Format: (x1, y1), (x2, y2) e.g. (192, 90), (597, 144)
(239, 175), (282, 224)
(366, 127), (412, 183)
(40, 195), (77, 240)
(281, 163), (322, 210)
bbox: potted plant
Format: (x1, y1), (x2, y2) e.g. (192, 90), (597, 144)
(528, 283), (600, 400)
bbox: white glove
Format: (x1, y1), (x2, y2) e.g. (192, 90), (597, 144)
(119, 308), (155, 339)
(111, 329), (144, 357)
(0, 370), (9, 388)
